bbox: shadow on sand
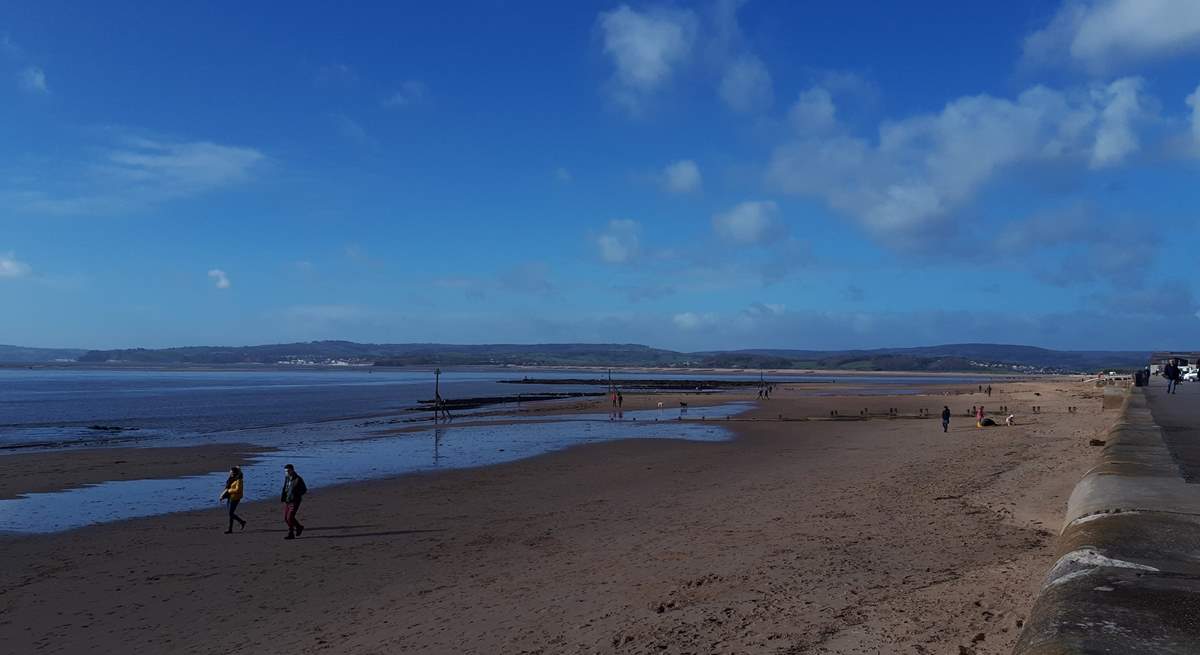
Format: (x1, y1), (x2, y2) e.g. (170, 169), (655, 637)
(254, 524), (446, 540)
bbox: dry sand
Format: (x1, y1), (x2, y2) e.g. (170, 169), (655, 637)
(0, 380), (1112, 654)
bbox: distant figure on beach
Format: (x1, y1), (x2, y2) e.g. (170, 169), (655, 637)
(434, 392), (453, 421)
(1006, 413), (1015, 426)
(975, 405), (985, 428)
(941, 406), (950, 432)
(280, 464), (307, 540)
(617, 392), (623, 408)
(986, 384), (992, 397)
(219, 466), (246, 534)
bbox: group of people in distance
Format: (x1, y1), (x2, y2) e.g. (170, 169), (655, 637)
(937, 385), (1013, 433)
(218, 463), (308, 539)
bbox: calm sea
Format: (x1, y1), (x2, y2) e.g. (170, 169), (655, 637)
(0, 367), (997, 532)
(0, 367), (996, 451)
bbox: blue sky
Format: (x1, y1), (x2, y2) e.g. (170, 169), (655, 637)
(2, 0), (1198, 351)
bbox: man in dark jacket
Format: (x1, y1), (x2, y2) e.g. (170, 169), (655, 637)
(941, 406), (951, 432)
(281, 464), (307, 540)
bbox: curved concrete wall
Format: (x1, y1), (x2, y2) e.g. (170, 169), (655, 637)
(1013, 390), (1200, 654)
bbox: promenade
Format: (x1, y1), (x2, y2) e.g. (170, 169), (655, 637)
(1146, 378), (1200, 483)
(1015, 376), (1200, 654)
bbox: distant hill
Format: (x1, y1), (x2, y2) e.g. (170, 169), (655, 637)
(72, 341), (682, 367)
(45, 340), (1152, 373)
(699, 344), (1149, 373)
(0, 344), (87, 364)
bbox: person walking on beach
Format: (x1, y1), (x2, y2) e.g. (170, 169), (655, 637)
(941, 406), (951, 433)
(280, 464), (307, 540)
(986, 384), (992, 397)
(975, 405), (985, 428)
(220, 466), (246, 534)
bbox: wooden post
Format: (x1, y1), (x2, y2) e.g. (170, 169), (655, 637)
(433, 368), (452, 422)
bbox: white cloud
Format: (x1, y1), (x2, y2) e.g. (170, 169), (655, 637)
(713, 200), (782, 244)
(0, 252), (31, 278)
(331, 114), (372, 145)
(598, 5), (697, 113)
(1091, 77), (1145, 168)
(105, 138), (264, 190)
(498, 261), (556, 296)
(343, 243), (377, 266)
(767, 80), (1150, 243)
(661, 159), (701, 193)
(1186, 84), (1200, 145)
(673, 311), (717, 330)
(789, 87), (836, 133)
(19, 66), (46, 93)
(1024, 0), (1200, 71)
(207, 269), (230, 289)
(595, 218), (641, 264)
(719, 54), (772, 113)
(2, 135), (265, 215)
(383, 80), (428, 108)
(741, 302), (786, 319)
(711, 0), (774, 114)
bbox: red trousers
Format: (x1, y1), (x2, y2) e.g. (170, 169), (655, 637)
(283, 502), (302, 532)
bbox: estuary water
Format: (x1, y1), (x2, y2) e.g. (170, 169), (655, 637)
(0, 367), (997, 532)
(0, 367), (996, 451)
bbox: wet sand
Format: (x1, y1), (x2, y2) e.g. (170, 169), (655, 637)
(0, 443), (270, 500)
(0, 380), (1110, 654)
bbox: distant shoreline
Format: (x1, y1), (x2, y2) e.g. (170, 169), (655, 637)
(0, 362), (1039, 377)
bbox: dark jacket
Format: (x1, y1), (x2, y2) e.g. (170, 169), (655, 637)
(941, 408), (951, 421)
(281, 474), (307, 504)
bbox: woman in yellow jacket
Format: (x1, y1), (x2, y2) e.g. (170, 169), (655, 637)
(219, 466), (247, 534)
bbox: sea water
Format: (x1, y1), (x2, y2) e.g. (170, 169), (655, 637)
(0, 403), (749, 533)
(0, 367), (994, 450)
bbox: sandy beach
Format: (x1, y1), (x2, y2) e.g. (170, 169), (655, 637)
(0, 443), (268, 500)
(0, 379), (1112, 654)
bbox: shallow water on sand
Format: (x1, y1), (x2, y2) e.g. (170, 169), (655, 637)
(0, 403), (750, 533)
(0, 367), (995, 450)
